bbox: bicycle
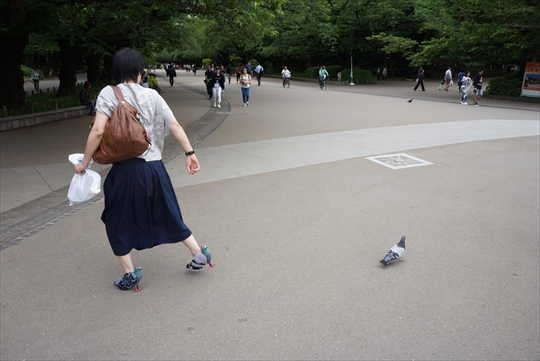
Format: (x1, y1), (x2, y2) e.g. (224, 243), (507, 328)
(283, 77), (290, 88)
(319, 76), (326, 91)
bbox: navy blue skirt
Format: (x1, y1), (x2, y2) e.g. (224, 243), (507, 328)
(101, 158), (192, 256)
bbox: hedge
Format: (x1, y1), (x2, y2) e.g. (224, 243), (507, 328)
(485, 73), (522, 97)
(341, 68), (374, 84)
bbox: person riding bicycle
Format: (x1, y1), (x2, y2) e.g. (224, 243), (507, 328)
(282, 66), (291, 86)
(319, 65), (329, 89)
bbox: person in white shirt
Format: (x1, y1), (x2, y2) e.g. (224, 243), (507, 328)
(460, 71), (473, 105)
(31, 67), (40, 92)
(254, 63), (264, 86)
(444, 66), (452, 91)
(281, 66), (291, 87)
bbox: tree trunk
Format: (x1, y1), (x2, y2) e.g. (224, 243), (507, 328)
(0, 0), (29, 111)
(56, 38), (80, 97)
(86, 52), (102, 86)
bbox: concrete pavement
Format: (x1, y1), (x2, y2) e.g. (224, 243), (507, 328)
(1, 70), (539, 360)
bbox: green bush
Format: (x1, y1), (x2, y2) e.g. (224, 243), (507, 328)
(341, 68), (374, 84)
(325, 65), (342, 81)
(262, 64), (275, 75)
(485, 73), (522, 97)
(305, 66), (320, 79)
(21, 65), (33, 79)
(201, 58), (213, 68)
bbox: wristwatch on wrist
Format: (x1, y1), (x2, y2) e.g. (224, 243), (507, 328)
(185, 150), (195, 156)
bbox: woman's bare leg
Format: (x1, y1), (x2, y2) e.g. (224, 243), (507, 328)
(117, 254), (135, 274)
(182, 235), (202, 256)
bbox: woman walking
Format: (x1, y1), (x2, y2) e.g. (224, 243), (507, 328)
(211, 68), (225, 108)
(74, 48), (212, 292)
(239, 67), (251, 106)
(235, 65), (242, 84)
(460, 71), (472, 105)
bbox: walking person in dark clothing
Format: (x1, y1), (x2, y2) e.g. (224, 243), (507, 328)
(472, 69), (484, 106)
(167, 64), (176, 86)
(414, 66), (425, 91)
(204, 64), (215, 99)
(255, 63), (264, 86)
(226, 65), (232, 84)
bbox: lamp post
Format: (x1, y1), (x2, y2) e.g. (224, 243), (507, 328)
(349, 55), (355, 85)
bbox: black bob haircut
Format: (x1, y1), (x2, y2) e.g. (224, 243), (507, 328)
(111, 48), (145, 84)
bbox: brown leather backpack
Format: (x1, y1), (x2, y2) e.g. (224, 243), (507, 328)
(91, 86), (151, 164)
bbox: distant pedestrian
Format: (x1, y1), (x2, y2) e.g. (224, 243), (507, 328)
(31, 66), (40, 92)
(382, 66), (388, 80)
(457, 69), (465, 93)
(211, 68), (225, 108)
(193, 64), (197, 75)
(226, 65), (232, 84)
(255, 63), (264, 86)
(235, 65), (242, 84)
(472, 69), (484, 106)
(318, 65), (329, 90)
(204, 64), (215, 99)
(245, 62), (253, 76)
(239, 68), (251, 106)
(443, 66), (452, 91)
(167, 64), (176, 87)
(460, 71), (472, 105)
(78, 81), (95, 115)
(413, 66), (425, 91)
(140, 71), (149, 88)
(281, 66), (291, 87)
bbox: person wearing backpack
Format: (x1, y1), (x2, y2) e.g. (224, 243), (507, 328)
(74, 48), (213, 291)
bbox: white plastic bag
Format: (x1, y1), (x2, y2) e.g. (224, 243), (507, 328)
(67, 153), (101, 205)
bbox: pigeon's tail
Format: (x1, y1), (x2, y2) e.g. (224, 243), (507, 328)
(397, 236), (406, 249)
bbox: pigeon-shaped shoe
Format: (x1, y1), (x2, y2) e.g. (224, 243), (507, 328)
(380, 236), (406, 266)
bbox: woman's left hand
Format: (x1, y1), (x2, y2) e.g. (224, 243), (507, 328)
(186, 155), (200, 175)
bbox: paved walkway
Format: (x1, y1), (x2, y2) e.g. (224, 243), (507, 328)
(1, 70), (539, 360)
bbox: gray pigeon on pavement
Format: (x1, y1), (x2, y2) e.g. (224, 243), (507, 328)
(380, 236), (406, 266)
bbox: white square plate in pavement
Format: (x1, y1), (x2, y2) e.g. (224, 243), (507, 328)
(366, 153), (433, 170)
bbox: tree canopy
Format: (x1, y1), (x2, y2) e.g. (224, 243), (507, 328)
(1, 0), (538, 111)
